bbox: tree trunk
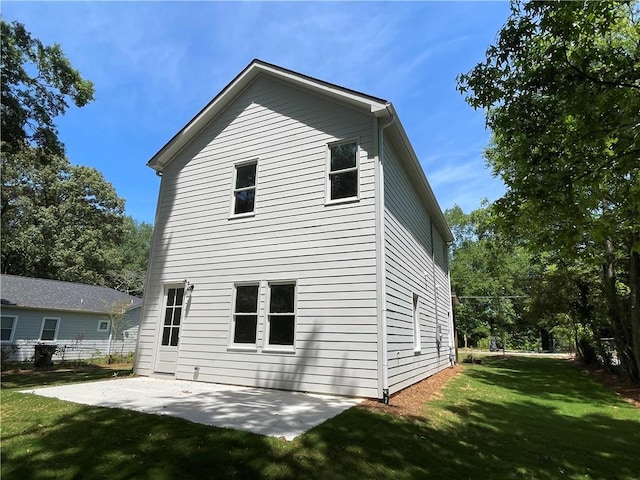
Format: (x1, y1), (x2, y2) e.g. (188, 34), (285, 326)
(628, 248), (640, 381)
(602, 238), (636, 379)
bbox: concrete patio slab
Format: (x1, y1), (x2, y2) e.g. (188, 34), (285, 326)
(20, 376), (362, 441)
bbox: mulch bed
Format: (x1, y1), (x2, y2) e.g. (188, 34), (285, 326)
(359, 365), (464, 418)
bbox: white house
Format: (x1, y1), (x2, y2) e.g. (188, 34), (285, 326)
(1, 274), (141, 362)
(135, 60), (454, 401)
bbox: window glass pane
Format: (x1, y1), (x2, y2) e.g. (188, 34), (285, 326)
(167, 288), (175, 306)
(164, 308), (173, 325)
(236, 286), (258, 313)
(234, 189), (255, 214)
(173, 308), (182, 326)
(269, 315), (295, 345)
(1, 317), (14, 329)
(330, 143), (357, 171)
(162, 327), (171, 346)
(1, 317), (14, 339)
(41, 330), (55, 341)
(175, 288), (185, 306)
(236, 163), (257, 188)
(170, 327), (179, 346)
(270, 284), (295, 313)
(234, 315), (257, 343)
(44, 318), (57, 330)
(330, 170), (358, 199)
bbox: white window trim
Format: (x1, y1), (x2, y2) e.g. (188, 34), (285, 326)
(263, 281), (297, 353)
(1, 315), (18, 343)
(97, 320), (111, 333)
(325, 139), (360, 205)
(40, 317), (60, 342)
(229, 158), (259, 219)
(413, 294), (421, 353)
(228, 282), (260, 351)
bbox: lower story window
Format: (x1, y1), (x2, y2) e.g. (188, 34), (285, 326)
(1, 316), (17, 342)
(40, 317), (59, 341)
(267, 283), (296, 347)
(233, 284), (259, 344)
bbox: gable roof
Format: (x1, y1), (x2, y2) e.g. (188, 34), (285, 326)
(147, 59), (453, 243)
(0, 274), (142, 314)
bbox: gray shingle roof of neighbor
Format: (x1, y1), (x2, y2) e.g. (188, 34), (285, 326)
(0, 274), (143, 314)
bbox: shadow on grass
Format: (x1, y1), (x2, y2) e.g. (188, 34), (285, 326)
(1, 364), (133, 390)
(2, 357), (639, 480)
(467, 356), (620, 405)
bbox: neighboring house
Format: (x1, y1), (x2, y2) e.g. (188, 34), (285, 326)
(135, 59), (454, 401)
(1, 274), (142, 362)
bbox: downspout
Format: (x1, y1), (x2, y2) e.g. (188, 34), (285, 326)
(378, 106), (396, 404)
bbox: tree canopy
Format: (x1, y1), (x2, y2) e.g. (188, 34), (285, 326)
(457, 0), (640, 379)
(1, 19), (94, 160)
(1, 20), (152, 294)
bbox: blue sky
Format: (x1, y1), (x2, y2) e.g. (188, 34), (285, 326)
(3, 1), (510, 224)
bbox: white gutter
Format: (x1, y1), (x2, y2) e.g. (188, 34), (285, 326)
(378, 105), (396, 404)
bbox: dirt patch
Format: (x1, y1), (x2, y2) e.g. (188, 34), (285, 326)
(359, 365), (464, 418)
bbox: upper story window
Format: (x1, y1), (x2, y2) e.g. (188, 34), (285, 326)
(232, 161), (257, 216)
(1, 315), (17, 342)
(98, 320), (110, 332)
(328, 141), (358, 202)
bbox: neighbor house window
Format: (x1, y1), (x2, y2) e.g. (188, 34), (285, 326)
(328, 141), (358, 201)
(161, 287), (184, 347)
(413, 294), (421, 352)
(266, 283), (296, 348)
(1, 315), (17, 342)
(40, 317), (59, 341)
(98, 320), (110, 332)
(232, 284), (259, 345)
(232, 160), (257, 215)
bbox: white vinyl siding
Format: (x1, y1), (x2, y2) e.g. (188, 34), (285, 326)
(136, 76), (379, 397)
(383, 140), (453, 395)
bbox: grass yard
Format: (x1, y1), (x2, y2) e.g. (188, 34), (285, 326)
(1, 357), (638, 480)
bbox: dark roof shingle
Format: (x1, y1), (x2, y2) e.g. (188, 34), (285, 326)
(1, 275), (142, 313)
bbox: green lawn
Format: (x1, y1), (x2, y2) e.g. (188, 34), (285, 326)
(2, 357), (638, 480)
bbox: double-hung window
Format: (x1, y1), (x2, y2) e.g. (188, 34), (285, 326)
(328, 141), (358, 201)
(232, 161), (257, 216)
(1, 315), (17, 342)
(232, 285), (259, 345)
(266, 283), (296, 348)
(40, 317), (59, 341)
(413, 294), (421, 352)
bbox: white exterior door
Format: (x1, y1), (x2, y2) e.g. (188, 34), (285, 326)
(154, 285), (184, 374)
